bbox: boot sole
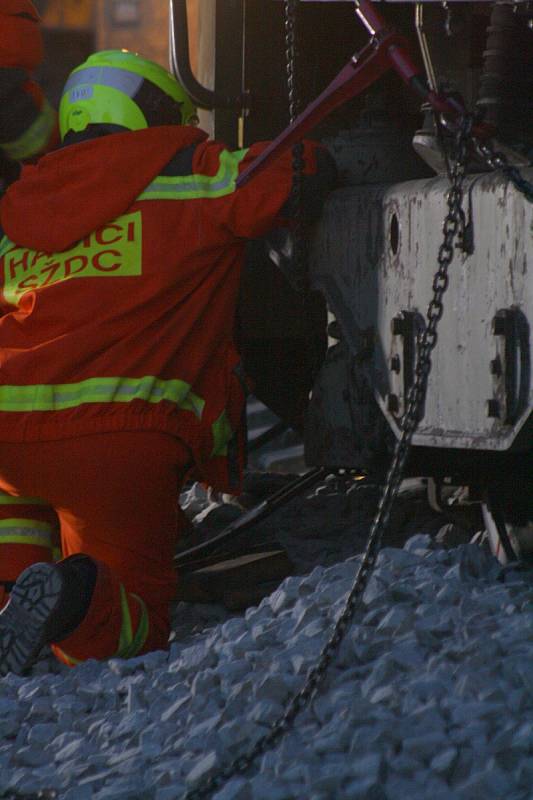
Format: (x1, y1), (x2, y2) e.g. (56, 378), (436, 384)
(0, 563), (63, 676)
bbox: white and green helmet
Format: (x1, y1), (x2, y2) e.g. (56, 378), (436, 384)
(59, 49), (197, 140)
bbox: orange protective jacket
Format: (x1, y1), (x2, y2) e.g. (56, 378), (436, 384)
(0, 126), (322, 491)
(0, 1), (58, 162)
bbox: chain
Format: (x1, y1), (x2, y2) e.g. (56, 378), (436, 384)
(473, 138), (533, 202)
(284, 0), (304, 217)
(180, 115), (473, 800)
(284, 0), (307, 293)
(285, 0), (299, 126)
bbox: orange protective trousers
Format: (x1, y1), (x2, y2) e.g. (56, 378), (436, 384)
(0, 431), (191, 664)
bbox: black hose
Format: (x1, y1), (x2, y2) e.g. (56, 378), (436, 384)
(476, 2), (533, 149)
(174, 467), (327, 571)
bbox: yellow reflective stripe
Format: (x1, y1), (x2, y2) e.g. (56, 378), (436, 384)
(0, 99), (55, 160)
(0, 493), (48, 506)
(52, 546), (62, 562)
(127, 593), (149, 655)
(0, 519), (53, 549)
(53, 645), (81, 666)
(0, 535), (53, 548)
(137, 148), (249, 201)
(211, 410), (234, 457)
(0, 376), (205, 418)
(116, 585), (149, 659)
(0, 518), (52, 531)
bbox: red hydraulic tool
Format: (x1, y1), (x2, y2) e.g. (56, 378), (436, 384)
(237, 0), (468, 187)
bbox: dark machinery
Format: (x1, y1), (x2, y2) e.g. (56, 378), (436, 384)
(170, 0), (532, 564)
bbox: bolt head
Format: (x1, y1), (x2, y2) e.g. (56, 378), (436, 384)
(390, 355), (401, 373)
(492, 315), (507, 336)
(391, 316), (405, 336)
(490, 357), (502, 376)
(486, 399), (500, 418)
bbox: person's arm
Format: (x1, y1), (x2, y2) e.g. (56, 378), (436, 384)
(192, 138), (337, 241)
(0, 1), (58, 167)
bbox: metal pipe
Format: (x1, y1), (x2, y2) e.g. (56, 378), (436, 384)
(415, 2), (438, 94)
(168, 0), (244, 111)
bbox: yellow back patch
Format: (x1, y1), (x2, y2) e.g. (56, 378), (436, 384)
(1, 211), (142, 307)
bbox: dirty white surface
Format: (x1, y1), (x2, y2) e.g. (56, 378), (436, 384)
(1, 408), (533, 800)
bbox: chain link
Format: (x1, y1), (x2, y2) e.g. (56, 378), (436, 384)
(473, 138), (533, 202)
(284, 0), (305, 195)
(180, 111), (473, 800)
(285, 0), (299, 126)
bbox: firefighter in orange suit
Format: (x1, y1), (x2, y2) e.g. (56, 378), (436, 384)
(0, 46), (335, 673)
(0, 0), (58, 186)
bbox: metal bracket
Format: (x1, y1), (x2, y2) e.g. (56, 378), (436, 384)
(488, 308), (530, 425)
(388, 310), (425, 418)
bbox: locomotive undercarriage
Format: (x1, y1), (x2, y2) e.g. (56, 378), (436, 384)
(173, 0), (533, 563)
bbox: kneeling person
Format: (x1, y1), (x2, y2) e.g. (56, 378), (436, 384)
(0, 49), (334, 673)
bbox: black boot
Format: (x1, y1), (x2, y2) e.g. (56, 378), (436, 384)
(0, 554), (97, 676)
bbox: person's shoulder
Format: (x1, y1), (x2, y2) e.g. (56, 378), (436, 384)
(160, 143), (198, 177)
(159, 126), (211, 176)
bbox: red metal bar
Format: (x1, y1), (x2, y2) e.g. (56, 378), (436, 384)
(237, 37), (392, 187)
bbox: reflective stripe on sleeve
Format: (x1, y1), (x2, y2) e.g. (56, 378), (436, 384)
(0, 518), (53, 549)
(211, 409), (234, 457)
(116, 585), (149, 659)
(137, 148), (249, 201)
(0, 99), (56, 160)
(0, 375), (205, 418)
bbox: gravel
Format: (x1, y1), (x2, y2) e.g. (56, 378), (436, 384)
(1, 468), (533, 800)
